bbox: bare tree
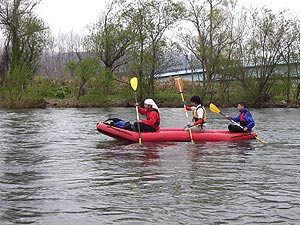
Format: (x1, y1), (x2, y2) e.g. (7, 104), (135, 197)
(238, 8), (288, 105)
(39, 31), (85, 78)
(84, 0), (134, 94)
(279, 17), (300, 103)
(181, 0), (238, 103)
(122, 0), (185, 97)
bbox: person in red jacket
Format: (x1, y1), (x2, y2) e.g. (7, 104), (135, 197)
(134, 99), (160, 132)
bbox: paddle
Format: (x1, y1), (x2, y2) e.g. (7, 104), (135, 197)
(130, 77), (142, 144)
(209, 103), (266, 143)
(175, 77), (194, 143)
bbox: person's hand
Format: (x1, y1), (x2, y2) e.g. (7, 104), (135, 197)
(243, 127), (248, 131)
(135, 103), (139, 106)
(225, 115), (229, 119)
(136, 120), (142, 123)
(187, 123), (194, 128)
(181, 101), (186, 106)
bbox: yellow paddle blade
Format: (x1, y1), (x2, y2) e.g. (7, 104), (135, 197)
(130, 77), (138, 91)
(175, 77), (183, 93)
(255, 135), (266, 143)
(209, 103), (221, 114)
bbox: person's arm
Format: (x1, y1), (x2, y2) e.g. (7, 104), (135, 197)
(137, 105), (147, 115)
(194, 119), (203, 126)
(185, 105), (192, 111)
(229, 113), (240, 122)
(244, 112), (255, 131)
(141, 111), (158, 126)
(182, 101), (192, 111)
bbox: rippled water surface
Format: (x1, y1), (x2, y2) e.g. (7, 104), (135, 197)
(1, 107), (300, 224)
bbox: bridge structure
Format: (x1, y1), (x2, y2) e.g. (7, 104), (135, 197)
(156, 68), (204, 81)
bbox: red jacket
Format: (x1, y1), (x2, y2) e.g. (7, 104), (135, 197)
(138, 106), (160, 131)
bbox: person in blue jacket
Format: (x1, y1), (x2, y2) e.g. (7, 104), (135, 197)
(226, 102), (255, 133)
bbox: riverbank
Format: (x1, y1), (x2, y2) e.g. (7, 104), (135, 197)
(1, 98), (298, 109)
(41, 98), (300, 108)
(1, 76), (300, 109)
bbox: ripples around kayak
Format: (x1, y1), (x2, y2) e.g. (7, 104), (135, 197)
(0, 107), (300, 224)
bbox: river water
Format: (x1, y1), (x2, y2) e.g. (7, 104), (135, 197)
(0, 107), (300, 224)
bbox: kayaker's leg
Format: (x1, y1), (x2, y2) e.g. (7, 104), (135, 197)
(184, 125), (206, 132)
(191, 125), (206, 132)
(228, 124), (244, 133)
(134, 122), (141, 131)
(198, 126), (206, 132)
(134, 122), (156, 132)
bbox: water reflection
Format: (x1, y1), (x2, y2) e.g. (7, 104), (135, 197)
(95, 142), (178, 183)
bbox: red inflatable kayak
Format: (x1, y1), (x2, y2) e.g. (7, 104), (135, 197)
(96, 122), (256, 142)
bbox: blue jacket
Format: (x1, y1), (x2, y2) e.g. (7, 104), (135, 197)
(230, 108), (255, 132)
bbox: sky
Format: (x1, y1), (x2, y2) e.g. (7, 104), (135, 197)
(35, 0), (300, 36)
(35, 0), (105, 36)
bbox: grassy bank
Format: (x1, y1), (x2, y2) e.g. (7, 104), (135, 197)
(1, 76), (299, 109)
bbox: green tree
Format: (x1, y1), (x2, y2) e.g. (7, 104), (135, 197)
(67, 58), (102, 100)
(122, 0), (185, 98)
(84, 0), (134, 94)
(239, 8), (288, 105)
(182, 0), (238, 103)
(0, 0), (49, 100)
(279, 17), (300, 103)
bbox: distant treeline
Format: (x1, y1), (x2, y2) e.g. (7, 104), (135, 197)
(1, 0), (300, 108)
